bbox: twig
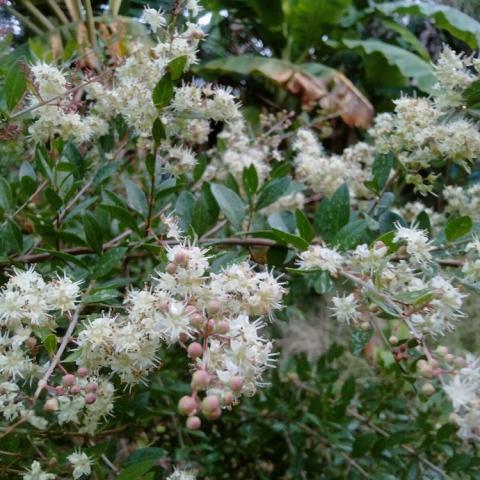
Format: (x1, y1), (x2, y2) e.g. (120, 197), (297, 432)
(33, 283), (93, 401)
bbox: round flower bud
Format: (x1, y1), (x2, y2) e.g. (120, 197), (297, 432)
(174, 250), (188, 266)
(230, 376), (244, 392)
(435, 345), (448, 357)
(191, 314), (204, 328)
(216, 320), (230, 334)
(77, 367), (88, 378)
(388, 335), (399, 346)
(185, 305), (197, 316)
(178, 395), (197, 415)
(206, 319), (215, 332)
(201, 395), (220, 413)
(25, 336), (38, 350)
(44, 398), (59, 412)
(422, 383), (435, 397)
(187, 342), (203, 358)
(179, 332), (190, 343)
(86, 383), (97, 393)
(206, 300), (221, 315)
(454, 357), (467, 369)
(223, 392), (234, 405)
(204, 407), (222, 421)
(85, 393), (96, 404)
(166, 262), (177, 274)
(186, 416), (201, 430)
(71, 385), (81, 395)
(62, 374), (76, 387)
(445, 353), (454, 363)
(191, 370), (209, 390)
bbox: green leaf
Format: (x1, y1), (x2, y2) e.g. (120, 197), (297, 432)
(0, 178), (13, 212)
(191, 183), (219, 236)
(44, 334), (57, 355)
(333, 220), (370, 250)
(372, 153), (394, 192)
(152, 118), (166, 145)
(168, 55), (188, 80)
(62, 141), (85, 178)
(210, 183), (245, 229)
(152, 74), (173, 109)
(314, 184), (350, 242)
(242, 164), (259, 202)
(5, 62), (26, 112)
(341, 376), (356, 403)
(34, 248), (88, 268)
(352, 433), (378, 457)
(124, 178), (148, 218)
(19, 161), (37, 195)
(343, 39), (436, 93)
(175, 191), (195, 231)
(445, 216), (473, 242)
(463, 79), (480, 109)
(271, 228), (309, 251)
(92, 247), (128, 278)
(349, 328), (373, 356)
(83, 289), (120, 304)
(83, 213), (103, 255)
(123, 448), (165, 468)
(256, 176), (291, 210)
(100, 204), (139, 233)
(313, 271), (334, 294)
(117, 460), (154, 480)
(377, 1), (480, 49)
(295, 208), (314, 243)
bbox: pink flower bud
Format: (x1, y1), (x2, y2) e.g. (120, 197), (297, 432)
(204, 407), (222, 420)
(86, 383), (97, 393)
(185, 305), (197, 316)
(223, 392), (234, 405)
(188, 342), (203, 358)
(206, 319), (215, 332)
(166, 262), (177, 274)
(71, 385), (81, 395)
(186, 416), (201, 430)
(85, 393), (96, 404)
(178, 395), (197, 415)
(230, 376), (244, 391)
(179, 332), (189, 343)
(191, 370), (209, 390)
(454, 357), (467, 369)
(206, 300), (221, 315)
(216, 320), (230, 334)
(62, 374), (76, 387)
(201, 395), (220, 413)
(44, 398), (59, 412)
(56, 386), (65, 395)
(174, 250), (188, 266)
(77, 367), (88, 378)
(191, 314), (204, 328)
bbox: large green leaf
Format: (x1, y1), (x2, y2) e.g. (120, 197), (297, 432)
(377, 1), (480, 49)
(343, 39), (436, 93)
(210, 183), (245, 229)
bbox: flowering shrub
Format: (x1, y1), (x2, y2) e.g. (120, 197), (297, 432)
(1, 0), (480, 477)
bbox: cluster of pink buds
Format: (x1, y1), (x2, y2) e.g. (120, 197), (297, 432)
(43, 368), (97, 412)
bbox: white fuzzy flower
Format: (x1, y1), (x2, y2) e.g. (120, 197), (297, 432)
(296, 245), (344, 275)
(22, 461), (55, 480)
(141, 7), (167, 33)
(67, 451), (93, 479)
(394, 224), (433, 264)
(331, 294), (360, 324)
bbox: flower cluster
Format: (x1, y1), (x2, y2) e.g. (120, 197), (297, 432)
(75, 238), (285, 429)
(293, 128), (375, 199)
(369, 47), (480, 194)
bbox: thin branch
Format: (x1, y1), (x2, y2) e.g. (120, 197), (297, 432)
(33, 283), (93, 401)
(21, 0), (55, 30)
(47, 0), (70, 25)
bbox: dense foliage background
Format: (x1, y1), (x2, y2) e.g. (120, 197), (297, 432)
(1, 0), (480, 479)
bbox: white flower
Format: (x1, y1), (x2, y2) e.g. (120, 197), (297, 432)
(331, 294), (360, 324)
(394, 224), (433, 264)
(168, 469), (196, 480)
(141, 7), (167, 33)
(296, 245), (344, 275)
(22, 461), (55, 480)
(67, 451), (93, 479)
